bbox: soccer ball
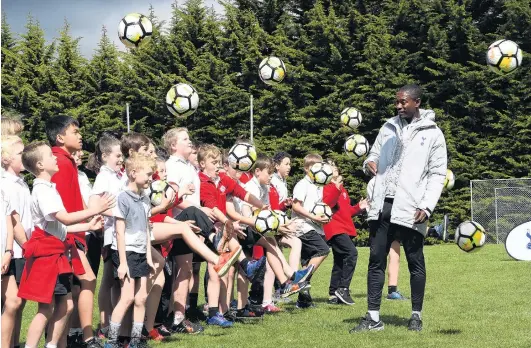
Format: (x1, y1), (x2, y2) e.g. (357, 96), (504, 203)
(311, 202), (332, 220)
(166, 83), (199, 117)
(486, 39), (523, 74)
(455, 221), (486, 252)
(340, 107), (362, 130)
(344, 134), (370, 158)
(258, 56), (286, 85)
(274, 210), (289, 225)
(227, 143), (257, 172)
(118, 13), (153, 48)
(149, 180), (175, 207)
(253, 209), (280, 235)
(444, 169), (455, 190)
(308, 162), (333, 186)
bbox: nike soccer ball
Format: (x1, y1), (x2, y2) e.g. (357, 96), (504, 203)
(274, 210), (289, 225)
(258, 56), (286, 85)
(149, 180), (175, 207)
(455, 221), (486, 252)
(309, 162), (333, 186)
(340, 107), (362, 130)
(254, 209), (280, 235)
(444, 169), (455, 190)
(486, 39), (523, 74)
(118, 13), (153, 48)
(344, 134), (370, 158)
(311, 202), (332, 220)
(227, 143), (257, 172)
(166, 83), (199, 117)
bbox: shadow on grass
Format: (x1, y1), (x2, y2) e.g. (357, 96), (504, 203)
(437, 329), (462, 335)
(342, 314), (409, 327)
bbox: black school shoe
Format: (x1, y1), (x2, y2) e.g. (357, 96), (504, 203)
(408, 313), (423, 331)
(349, 313), (385, 333)
(335, 288), (355, 305)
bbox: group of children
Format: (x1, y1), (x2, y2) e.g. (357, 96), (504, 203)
(1, 116), (369, 348)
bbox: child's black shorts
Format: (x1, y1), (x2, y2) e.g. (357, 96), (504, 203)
(54, 274), (72, 296)
(7, 258), (26, 284)
(299, 230), (330, 267)
(111, 249), (149, 280)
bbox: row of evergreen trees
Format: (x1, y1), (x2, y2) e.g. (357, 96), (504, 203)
(2, 0), (530, 231)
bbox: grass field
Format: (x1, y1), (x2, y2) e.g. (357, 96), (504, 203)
(19, 244), (531, 348)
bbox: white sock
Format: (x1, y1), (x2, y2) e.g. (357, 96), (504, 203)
(368, 310), (380, 322)
(25, 345), (34, 348)
(45, 344), (57, 348)
(262, 301), (272, 307)
(412, 310), (422, 320)
(173, 311), (185, 326)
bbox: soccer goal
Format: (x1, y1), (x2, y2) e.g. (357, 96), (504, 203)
(470, 178), (531, 244)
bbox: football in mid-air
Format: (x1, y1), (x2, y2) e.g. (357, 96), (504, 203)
(273, 210), (289, 225)
(258, 56), (286, 85)
(309, 162), (333, 186)
(344, 134), (370, 158)
(444, 169), (455, 190)
(311, 202), (332, 220)
(486, 39), (523, 74)
(166, 83), (199, 117)
(455, 221), (486, 252)
(118, 13), (153, 48)
(340, 107), (362, 130)
(227, 143), (257, 172)
(254, 209), (280, 235)
(149, 180), (175, 207)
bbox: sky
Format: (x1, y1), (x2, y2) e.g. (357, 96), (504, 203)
(2, 0), (223, 58)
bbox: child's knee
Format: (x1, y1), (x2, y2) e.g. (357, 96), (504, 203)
(38, 304), (54, 319)
(4, 294), (22, 312)
(134, 292), (148, 307)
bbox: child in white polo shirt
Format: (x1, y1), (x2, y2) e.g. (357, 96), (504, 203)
(291, 153), (331, 308)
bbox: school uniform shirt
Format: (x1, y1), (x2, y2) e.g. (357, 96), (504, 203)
(112, 190), (151, 254)
(78, 169), (92, 207)
(270, 173), (288, 207)
(291, 175), (324, 236)
(1, 169), (33, 258)
(51, 147), (86, 247)
(239, 176), (269, 215)
(166, 155), (200, 216)
(31, 179), (68, 242)
(199, 172), (247, 217)
(91, 165), (125, 246)
(322, 183), (362, 241)
(1, 188), (15, 255)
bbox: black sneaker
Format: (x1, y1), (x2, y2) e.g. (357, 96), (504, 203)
(408, 313), (423, 331)
(67, 333), (84, 348)
(85, 337), (104, 348)
(171, 319), (204, 334)
(349, 313), (384, 333)
(335, 288), (355, 305)
(235, 307), (263, 320)
(223, 311), (237, 322)
(328, 295), (339, 304)
(154, 324), (172, 337)
(186, 307), (207, 322)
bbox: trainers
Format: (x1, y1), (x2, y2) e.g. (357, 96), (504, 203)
(292, 264), (315, 283)
(224, 311), (238, 322)
(230, 299), (238, 310)
(67, 333), (84, 348)
(85, 337), (104, 348)
(328, 295), (339, 304)
(262, 303), (282, 313)
(147, 328), (165, 341)
(387, 291), (408, 300)
(240, 256), (266, 281)
(213, 247), (242, 277)
(171, 319), (204, 334)
(207, 312), (234, 328)
(103, 341), (121, 348)
(154, 324), (172, 337)
(295, 300), (316, 309)
(279, 280), (310, 298)
(408, 313), (423, 331)
(186, 307), (207, 322)
(335, 288), (355, 305)
(349, 313), (385, 333)
(97, 328), (108, 340)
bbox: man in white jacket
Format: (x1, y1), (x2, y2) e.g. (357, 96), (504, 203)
(350, 84), (447, 333)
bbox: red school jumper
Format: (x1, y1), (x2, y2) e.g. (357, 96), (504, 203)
(199, 172), (247, 215)
(51, 147), (87, 249)
(322, 183), (362, 241)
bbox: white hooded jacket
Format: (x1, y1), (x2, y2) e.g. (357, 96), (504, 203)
(363, 109), (447, 236)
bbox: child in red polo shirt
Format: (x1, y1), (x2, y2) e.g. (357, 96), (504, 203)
(322, 160), (367, 306)
(19, 142), (111, 348)
(46, 115), (111, 347)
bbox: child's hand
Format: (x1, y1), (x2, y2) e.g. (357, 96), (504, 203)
(179, 184), (195, 198)
(182, 220), (201, 233)
(200, 207), (216, 222)
(88, 215), (104, 231)
(160, 190), (176, 210)
(312, 214), (330, 225)
(284, 197), (293, 207)
(358, 198), (369, 211)
(278, 223), (295, 237)
(91, 192), (116, 213)
(147, 258), (155, 271)
(1, 252), (12, 274)
(233, 221), (247, 238)
(117, 263), (129, 280)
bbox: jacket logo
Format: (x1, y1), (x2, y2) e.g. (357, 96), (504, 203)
(220, 186), (226, 193)
(343, 192), (347, 199)
(421, 136), (426, 146)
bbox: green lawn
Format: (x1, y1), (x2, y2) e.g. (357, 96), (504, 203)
(20, 245), (531, 348)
